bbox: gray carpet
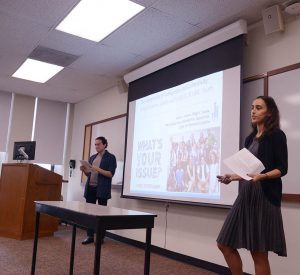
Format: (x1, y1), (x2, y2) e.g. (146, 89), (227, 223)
(0, 226), (217, 275)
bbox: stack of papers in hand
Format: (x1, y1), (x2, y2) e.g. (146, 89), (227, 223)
(223, 148), (265, 180)
(80, 160), (92, 172)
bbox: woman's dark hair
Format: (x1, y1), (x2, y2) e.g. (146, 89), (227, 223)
(251, 95), (280, 136)
(96, 136), (108, 148)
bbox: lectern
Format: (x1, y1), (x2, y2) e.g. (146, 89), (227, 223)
(0, 163), (62, 240)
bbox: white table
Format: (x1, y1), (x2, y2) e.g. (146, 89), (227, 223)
(31, 201), (157, 275)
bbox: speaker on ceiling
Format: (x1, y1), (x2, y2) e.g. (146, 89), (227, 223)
(262, 5), (284, 35)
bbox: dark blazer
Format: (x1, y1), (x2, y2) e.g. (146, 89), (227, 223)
(245, 129), (288, 206)
(84, 150), (117, 200)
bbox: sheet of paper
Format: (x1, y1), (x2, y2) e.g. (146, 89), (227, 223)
(80, 160), (92, 172)
(223, 148), (265, 180)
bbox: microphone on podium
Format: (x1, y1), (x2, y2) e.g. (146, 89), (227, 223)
(18, 146), (29, 160)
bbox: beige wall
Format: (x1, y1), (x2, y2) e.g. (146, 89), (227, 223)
(244, 17), (300, 77)
(68, 16), (300, 275)
(67, 86), (127, 201)
(7, 94), (35, 162)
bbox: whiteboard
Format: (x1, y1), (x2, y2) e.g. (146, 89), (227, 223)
(269, 68), (300, 195)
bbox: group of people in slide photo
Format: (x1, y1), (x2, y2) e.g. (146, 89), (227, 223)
(167, 127), (220, 194)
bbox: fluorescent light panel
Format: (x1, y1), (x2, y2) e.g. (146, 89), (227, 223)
(12, 59), (64, 83)
(56, 0), (144, 42)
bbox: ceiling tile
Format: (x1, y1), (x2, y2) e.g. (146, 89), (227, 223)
(0, 54), (23, 76)
(70, 44), (145, 76)
(131, 0), (159, 7)
(39, 30), (97, 56)
(0, 10), (50, 55)
(102, 8), (201, 57)
(153, 0), (214, 26)
(47, 68), (117, 95)
(0, 0), (80, 27)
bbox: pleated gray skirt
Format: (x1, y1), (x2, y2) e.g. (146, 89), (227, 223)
(217, 179), (287, 256)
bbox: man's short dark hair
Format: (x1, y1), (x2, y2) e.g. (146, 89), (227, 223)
(96, 136), (108, 148)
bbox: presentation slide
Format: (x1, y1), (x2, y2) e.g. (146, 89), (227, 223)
(123, 66), (241, 206)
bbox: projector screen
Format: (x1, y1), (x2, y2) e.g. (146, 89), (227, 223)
(122, 35), (244, 207)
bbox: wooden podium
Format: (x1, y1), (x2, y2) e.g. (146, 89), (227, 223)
(0, 163), (62, 240)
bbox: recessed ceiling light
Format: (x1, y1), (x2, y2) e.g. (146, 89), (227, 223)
(56, 0), (145, 42)
(12, 59), (64, 83)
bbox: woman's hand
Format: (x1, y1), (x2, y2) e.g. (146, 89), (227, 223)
(217, 174), (233, 184)
(217, 174), (242, 184)
(247, 173), (266, 183)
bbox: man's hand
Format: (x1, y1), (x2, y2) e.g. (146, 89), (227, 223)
(80, 165), (91, 176)
(91, 165), (99, 173)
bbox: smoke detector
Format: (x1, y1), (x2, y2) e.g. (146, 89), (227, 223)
(284, 1), (300, 14)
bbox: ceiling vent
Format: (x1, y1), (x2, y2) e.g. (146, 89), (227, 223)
(29, 46), (79, 67)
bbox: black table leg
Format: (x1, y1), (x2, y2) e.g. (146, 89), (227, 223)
(69, 224), (77, 275)
(144, 227), (152, 275)
(93, 222), (103, 275)
(31, 212), (40, 275)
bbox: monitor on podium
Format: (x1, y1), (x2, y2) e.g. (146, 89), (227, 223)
(13, 141), (36, 161)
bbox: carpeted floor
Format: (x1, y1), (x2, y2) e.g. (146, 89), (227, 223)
(0, 226), (217, 275)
